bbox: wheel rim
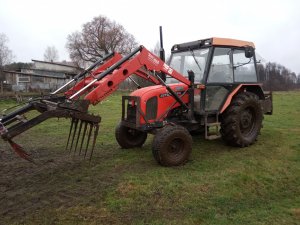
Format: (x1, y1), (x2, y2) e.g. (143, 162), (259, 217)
(167, 138), (184, 159)
(126, 128), (140, 140)
(240, 107), (256, 135)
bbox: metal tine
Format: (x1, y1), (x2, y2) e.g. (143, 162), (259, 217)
(73, 120), (84, 155)
(84, 122), (93, 159)
(69, 118), (79, 153)
(78, 121), (88, 156)
(89, 123), (99, 161)
(65, 118), (75, 151)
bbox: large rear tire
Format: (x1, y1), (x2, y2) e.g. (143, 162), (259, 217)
(220, 92), (263, 147)
(115, 122), (147, 149)
(152, 125), (192, 166)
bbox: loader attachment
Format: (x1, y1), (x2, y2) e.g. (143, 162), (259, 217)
(0, 51), (124, 161)
(0, 96), (101, 161)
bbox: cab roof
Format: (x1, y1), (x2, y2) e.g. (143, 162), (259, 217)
(171, 37), (255, 52)
(212, 37), (255, 48)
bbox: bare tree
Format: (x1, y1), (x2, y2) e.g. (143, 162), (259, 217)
(0, 33), (14, 92)
(44, 46), (59, 62)
(0, 33), (13, 68)
(66, 15), (138, 67)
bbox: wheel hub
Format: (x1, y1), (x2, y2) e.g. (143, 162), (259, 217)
(168, 138), (184, 154)
(240, 108), (255, 133)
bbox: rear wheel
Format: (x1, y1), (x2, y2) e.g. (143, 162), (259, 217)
(152, 125), (192, 166)
(115, 122), (147, 149)
(220, 92), (263, 147)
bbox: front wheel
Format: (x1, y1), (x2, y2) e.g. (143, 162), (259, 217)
(152, 125), (192, 166)
(115, 122), (147, 149)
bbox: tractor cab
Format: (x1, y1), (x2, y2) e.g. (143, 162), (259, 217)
(167, 37), (260, 113)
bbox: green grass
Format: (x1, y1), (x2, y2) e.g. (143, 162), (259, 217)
(0, 91), (299, 225)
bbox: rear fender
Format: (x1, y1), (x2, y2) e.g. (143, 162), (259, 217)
(220, 84), (265, 113)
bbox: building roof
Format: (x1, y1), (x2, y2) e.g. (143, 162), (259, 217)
(2, 70), (68, 79)
(24, 68), (78, 76)
(31, 59), (81, 69)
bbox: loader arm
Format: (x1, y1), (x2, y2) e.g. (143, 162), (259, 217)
(64, 52), (123, 97)
(0, 46), (190, 162)
(70, 46), (191, 105)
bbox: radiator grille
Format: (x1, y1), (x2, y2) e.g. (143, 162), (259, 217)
(146, 97), (157, 120)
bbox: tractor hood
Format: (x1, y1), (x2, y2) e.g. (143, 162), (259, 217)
(130, 83), (190, 124)
(130, 83), (189, 102)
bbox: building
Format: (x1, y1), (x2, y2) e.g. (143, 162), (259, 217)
(2, 60), (82, 92)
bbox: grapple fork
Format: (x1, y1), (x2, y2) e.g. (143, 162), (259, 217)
(65, 117), (100, 160)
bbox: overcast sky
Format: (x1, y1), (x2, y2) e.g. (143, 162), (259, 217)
(1, 0), (299, 74)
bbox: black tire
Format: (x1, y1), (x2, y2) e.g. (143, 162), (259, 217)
(152, 125), (192, 166)
(220, 92), (263, 147)
(115, 122), (147, 149)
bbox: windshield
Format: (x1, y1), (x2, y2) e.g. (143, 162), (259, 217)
(166, 48), (210, 84)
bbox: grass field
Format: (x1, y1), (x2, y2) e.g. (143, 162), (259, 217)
(0, 91), (299, 225)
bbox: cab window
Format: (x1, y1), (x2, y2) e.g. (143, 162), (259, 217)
(207, 48), (233, 83)
(233, 49), (257, 82)
(167, 48), (209, 84)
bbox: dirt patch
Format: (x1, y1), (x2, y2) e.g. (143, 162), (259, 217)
(0, 141), (122, 224)
(291, 208), (300, 218)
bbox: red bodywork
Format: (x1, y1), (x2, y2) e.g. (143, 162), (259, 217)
(130, 83), (190, 125)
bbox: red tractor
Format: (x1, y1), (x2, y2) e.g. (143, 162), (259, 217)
(0, 29), (272, 166)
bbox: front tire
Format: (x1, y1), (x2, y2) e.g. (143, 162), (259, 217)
(152, 125), (192, 166)
(115, 122), (147, 149)
(220, 92), (263, 147)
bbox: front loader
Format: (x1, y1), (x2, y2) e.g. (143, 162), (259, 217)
(0, 30), (272, 166)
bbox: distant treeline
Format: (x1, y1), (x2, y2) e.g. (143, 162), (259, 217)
(258, 62), (300, 91)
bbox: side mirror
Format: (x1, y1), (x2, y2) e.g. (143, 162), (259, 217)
(245, 46), (254, 58)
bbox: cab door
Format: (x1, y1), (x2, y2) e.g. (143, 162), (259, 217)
(204, 47), (233, 112)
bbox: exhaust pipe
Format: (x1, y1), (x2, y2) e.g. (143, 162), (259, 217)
(159, 26), (165, 62)
(159, 26), (166, 82)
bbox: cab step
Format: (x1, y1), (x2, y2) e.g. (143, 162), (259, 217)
(205, 122), (221, 140)
(206, 134), (221, 140)
(204, 113), (221, 140)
